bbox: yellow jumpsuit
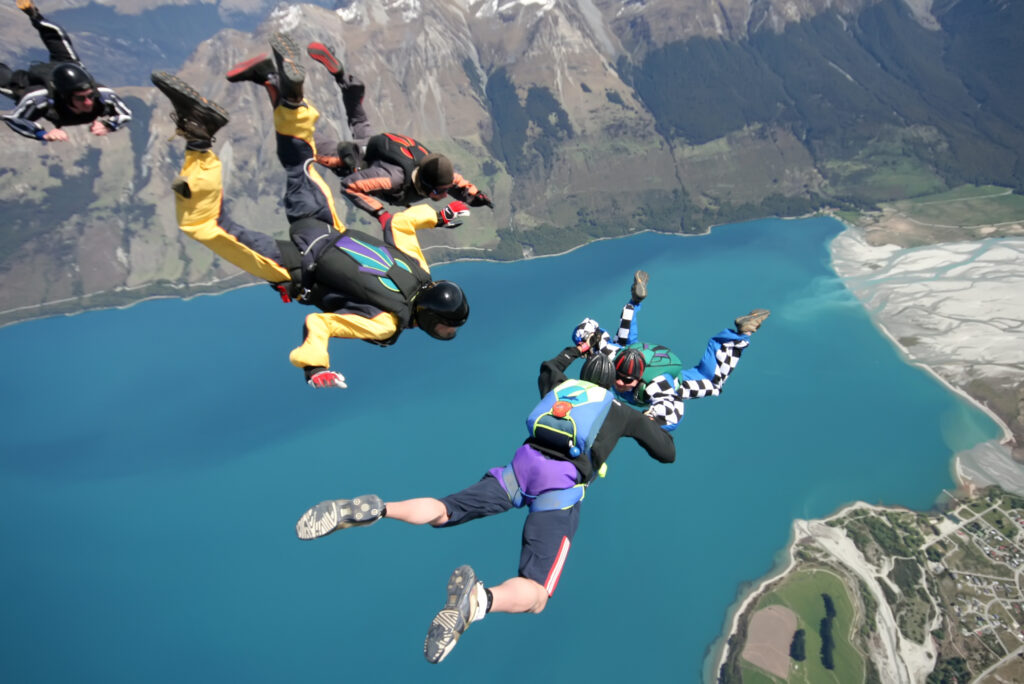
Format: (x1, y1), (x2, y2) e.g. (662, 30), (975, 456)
(173, 97), (443, 373)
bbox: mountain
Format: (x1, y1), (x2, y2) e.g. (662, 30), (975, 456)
(0, 0), (1021, 325)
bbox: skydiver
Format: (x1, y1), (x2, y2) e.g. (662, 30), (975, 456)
(573, 271), (769, 430)
(295, 346), (675, 664)
(224, 41), (494, 226)
(0, 0), (131, 141)
(151, 33), (470, 390)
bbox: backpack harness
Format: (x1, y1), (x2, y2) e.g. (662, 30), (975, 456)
(363, 133), (431, 179)
(276, 223), (431, 344)
(501, 380), (614, 512)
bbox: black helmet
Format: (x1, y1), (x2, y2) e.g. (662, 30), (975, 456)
(337, 141), (362, 175)
(580, 354), (615, 389)
(614, 348), (646, 383)
(415, 153), (454, 195)
(51, 63), (94, 96)
(414, 280), (468, 340)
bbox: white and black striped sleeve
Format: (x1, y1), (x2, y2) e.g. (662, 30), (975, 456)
(97, 87), (131, 130)
(2, 89), (50, 139)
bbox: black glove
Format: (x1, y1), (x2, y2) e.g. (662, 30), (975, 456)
(468, 191), (494, 209)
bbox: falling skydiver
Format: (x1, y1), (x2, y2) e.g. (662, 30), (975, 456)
(272, 41), (495, 225)
(151, 33), (471, 390)
(573, 270), (770, 430)
(0, 0), (131, 142)
(294, 345), (675, 664)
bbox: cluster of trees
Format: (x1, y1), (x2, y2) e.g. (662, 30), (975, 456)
(820, 593), (837, 670)
(888, 557), (922, 595)
(484, 68), (574, 177)
(862, 517), (917, 556)
(926, 656), (971, 684)
(786, 594), (839, 670)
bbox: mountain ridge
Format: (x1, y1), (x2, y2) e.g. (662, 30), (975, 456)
(0, 0), (1021, 325)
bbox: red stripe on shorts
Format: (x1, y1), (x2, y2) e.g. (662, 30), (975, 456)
(544, 536), (571, 596)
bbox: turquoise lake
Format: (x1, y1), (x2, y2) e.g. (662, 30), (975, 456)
(0, 218), (1001, 683)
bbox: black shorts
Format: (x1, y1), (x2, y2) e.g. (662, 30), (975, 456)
(439, 474), (581, 595)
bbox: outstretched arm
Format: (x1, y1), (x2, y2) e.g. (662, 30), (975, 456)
(380, 203), (444, 271)
(96, 87), (132, 132)
(538, 345), (582, 396)
(3, 91), (50, 140)
(622, 406), (676, 463)
(447, 172), (493, 208)
(640, 376), (685, 432)
(289, 310), (399, 373)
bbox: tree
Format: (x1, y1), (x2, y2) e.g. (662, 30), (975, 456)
(789, 629), (807, 661)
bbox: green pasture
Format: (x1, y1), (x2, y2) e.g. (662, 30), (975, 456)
(824, 156), (946, 202)
(751, 569), (865, 684)
(891, 185), (1024, 226)
(738, 664), (786, 683)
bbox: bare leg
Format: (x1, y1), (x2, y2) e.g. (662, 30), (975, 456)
(385, 498), (449, 526)
(489, 577), (548, 614)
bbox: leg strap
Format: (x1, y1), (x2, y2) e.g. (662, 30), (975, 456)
(500, 464), (524, 508)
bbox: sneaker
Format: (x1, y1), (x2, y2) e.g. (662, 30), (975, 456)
(269, 33), (304, 103)
(631, 270), (649, 304)
(150, 71), (228, 142)
(424, 565), (482, 664)
(295, 494), (384, 540)
(307, 42), (344, 79)
(226, 54), (275, 84)
(734, 308), (771, 335)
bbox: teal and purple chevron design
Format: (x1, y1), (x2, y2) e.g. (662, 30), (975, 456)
(336, 236), (413, 292)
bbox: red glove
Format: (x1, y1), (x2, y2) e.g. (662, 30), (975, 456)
(377, 211), (393, 230)
(308, 370), (347, 389)
(437, 201), (470, 228)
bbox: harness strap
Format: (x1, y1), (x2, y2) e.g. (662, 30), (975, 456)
(500, 464), (523, 508)
(529, 484), (586, 512)
(498, 464), (586, 512)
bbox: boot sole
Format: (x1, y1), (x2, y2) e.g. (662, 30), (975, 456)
(632, 270), (649, 301)
(295, 494), (383, 540)
(270, 33), (305, 86)
(150, 72), (229, 128)
(307, 42), (342, 75)
(226, 53), (272, 83)
(424, 565), (477, 664)
(735, 309), (771, 333)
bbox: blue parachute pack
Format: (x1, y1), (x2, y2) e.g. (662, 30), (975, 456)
(526, 379), (613, 460)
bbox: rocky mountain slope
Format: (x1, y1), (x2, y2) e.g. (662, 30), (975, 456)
(0, 0), (1021, 325)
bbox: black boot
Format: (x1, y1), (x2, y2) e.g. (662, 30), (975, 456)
(226, 54), (276, 84)
(269, 33), (304, 104)
(150, 71), (229, 143)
